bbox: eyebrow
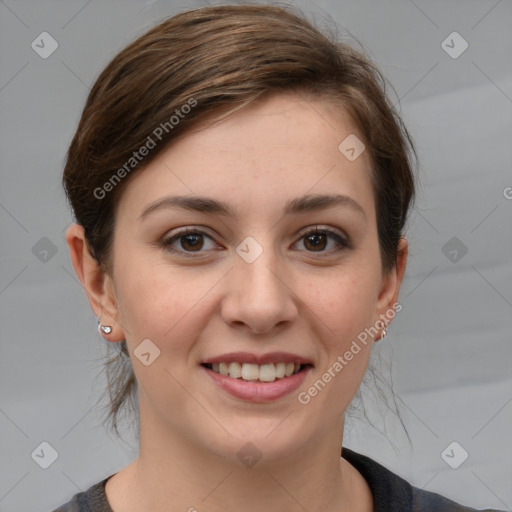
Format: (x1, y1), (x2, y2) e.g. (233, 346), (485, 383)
(138, 193), (367, 221)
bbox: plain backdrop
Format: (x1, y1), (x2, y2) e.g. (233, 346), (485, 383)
(0, 0), (511, 511)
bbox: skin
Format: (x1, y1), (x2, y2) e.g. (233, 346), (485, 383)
(66, 92), (408, 512)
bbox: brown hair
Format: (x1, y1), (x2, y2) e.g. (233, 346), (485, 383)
(62, 3), (417, 438)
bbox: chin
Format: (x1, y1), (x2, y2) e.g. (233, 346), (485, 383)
(196, 415), (316, 466)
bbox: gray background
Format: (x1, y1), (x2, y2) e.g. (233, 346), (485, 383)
(0, 0), (511, 511)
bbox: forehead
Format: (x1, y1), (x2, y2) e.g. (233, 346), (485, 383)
(116, 93), (375, 223)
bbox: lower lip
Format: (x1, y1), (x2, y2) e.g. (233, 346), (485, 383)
(202, 366), (311, 403)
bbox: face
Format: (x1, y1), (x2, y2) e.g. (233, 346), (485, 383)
(69, 92), (406, 464)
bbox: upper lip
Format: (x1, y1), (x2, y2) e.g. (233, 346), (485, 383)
(201, 352), (313, 366)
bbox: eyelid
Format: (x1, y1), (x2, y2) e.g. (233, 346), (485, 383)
(296, 225), (349, 243)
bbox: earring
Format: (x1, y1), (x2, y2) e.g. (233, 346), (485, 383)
(380, 322), (388, 340)
(98, 323), (113, 335)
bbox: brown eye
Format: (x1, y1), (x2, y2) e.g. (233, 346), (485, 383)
(295, 227), (351, 253)
(180, 233), (204, 251)
(161, 228), (218, 255)
(304, 232), (328, 251)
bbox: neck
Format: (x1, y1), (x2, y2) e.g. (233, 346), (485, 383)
(105, 405), (372, 512)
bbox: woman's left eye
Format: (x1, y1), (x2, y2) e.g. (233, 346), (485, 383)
(161, 226), (350, 256)
(294, 227), (351, 253)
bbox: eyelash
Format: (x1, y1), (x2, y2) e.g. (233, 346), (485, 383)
(160, 226), (352, 257)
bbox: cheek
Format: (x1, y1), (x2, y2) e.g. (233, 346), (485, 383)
(301, 265), (379, 346)
(295, 275), (376, 421)
(115, 255), (221, 351)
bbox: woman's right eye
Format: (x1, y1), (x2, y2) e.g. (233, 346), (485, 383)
(161, 228), (219, 255)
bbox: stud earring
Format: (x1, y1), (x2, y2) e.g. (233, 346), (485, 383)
(98, 323), (113, 335)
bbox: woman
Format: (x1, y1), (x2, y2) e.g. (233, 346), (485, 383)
(54, 4), (503, 511)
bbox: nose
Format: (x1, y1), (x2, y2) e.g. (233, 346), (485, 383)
(220, 244), (298, 335)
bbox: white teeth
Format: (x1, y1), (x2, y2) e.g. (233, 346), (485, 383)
(219, 362), (229, 376)
(259, 364), (276, 382)
(241, 363), (260, 380)
(228, 362), (242, 378)
(208, 362), (305, 381)
(275, 362), (286, 378)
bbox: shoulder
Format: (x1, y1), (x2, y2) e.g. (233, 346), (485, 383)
(52, 496), (78, 512)
(52, 476), (113, 512)
(342, 447), (504, 512)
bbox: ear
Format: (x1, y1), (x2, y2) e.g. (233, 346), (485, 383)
(373, 236), (408, 338)
(65, 223), (124, 342)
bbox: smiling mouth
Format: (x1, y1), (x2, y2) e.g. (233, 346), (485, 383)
(201, 362), (312, 382)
